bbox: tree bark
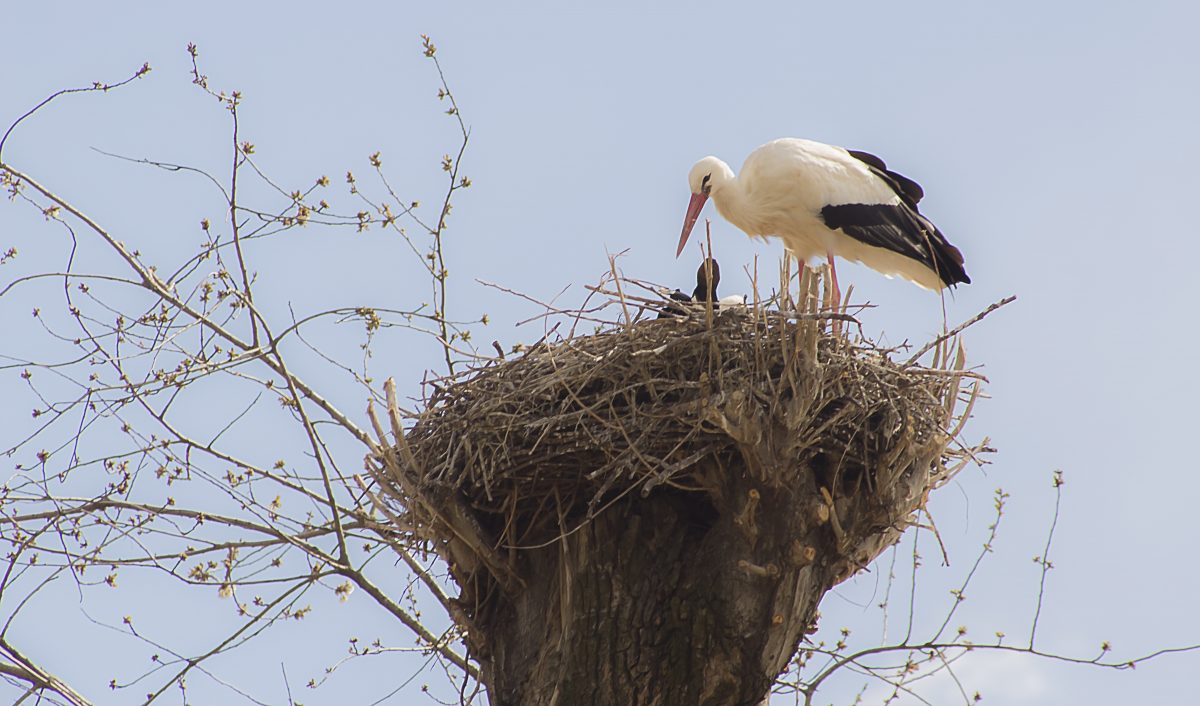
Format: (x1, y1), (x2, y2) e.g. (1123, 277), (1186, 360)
(466, 450), (925, 706)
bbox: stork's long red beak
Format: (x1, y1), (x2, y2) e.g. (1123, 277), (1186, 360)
(676, 191), (708, 257)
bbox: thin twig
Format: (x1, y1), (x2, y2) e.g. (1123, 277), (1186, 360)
(905, 296), (1016, 366)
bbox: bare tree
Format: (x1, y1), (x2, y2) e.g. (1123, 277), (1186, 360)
(1, 39), (1194, 706)
(1, 38), (483, 705)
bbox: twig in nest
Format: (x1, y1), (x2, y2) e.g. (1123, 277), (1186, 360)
(906, 295), (1017, 366)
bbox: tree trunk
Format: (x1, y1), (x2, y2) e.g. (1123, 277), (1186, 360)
(481, 464), (828, 705)
(470, 449), (924, 706)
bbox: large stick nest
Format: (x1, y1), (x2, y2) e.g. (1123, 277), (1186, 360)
(366, 268), (984, 586)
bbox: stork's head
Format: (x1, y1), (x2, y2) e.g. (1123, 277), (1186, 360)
(678, 156), (732, 257)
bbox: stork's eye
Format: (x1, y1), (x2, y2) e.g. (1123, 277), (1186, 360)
(701, 173), (712, 193)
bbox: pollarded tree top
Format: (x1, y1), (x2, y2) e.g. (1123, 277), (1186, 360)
(363, 268), (986, 706)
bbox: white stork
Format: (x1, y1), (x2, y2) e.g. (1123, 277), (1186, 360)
(677, 138), (969, 302)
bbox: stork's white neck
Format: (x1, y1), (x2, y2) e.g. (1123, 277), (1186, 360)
(705, 159), (757, 237)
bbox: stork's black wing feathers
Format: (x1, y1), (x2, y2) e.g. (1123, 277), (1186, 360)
(846, 149), (925, 209)
(830, 149), (969, 286)
(820, 202), (971, 286)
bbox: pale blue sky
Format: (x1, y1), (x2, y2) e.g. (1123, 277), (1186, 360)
(3, 2), (1198, 704)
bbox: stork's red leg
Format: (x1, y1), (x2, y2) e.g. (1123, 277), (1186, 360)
(826, 252), (844, 336)
(825, 252), (841, 311)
